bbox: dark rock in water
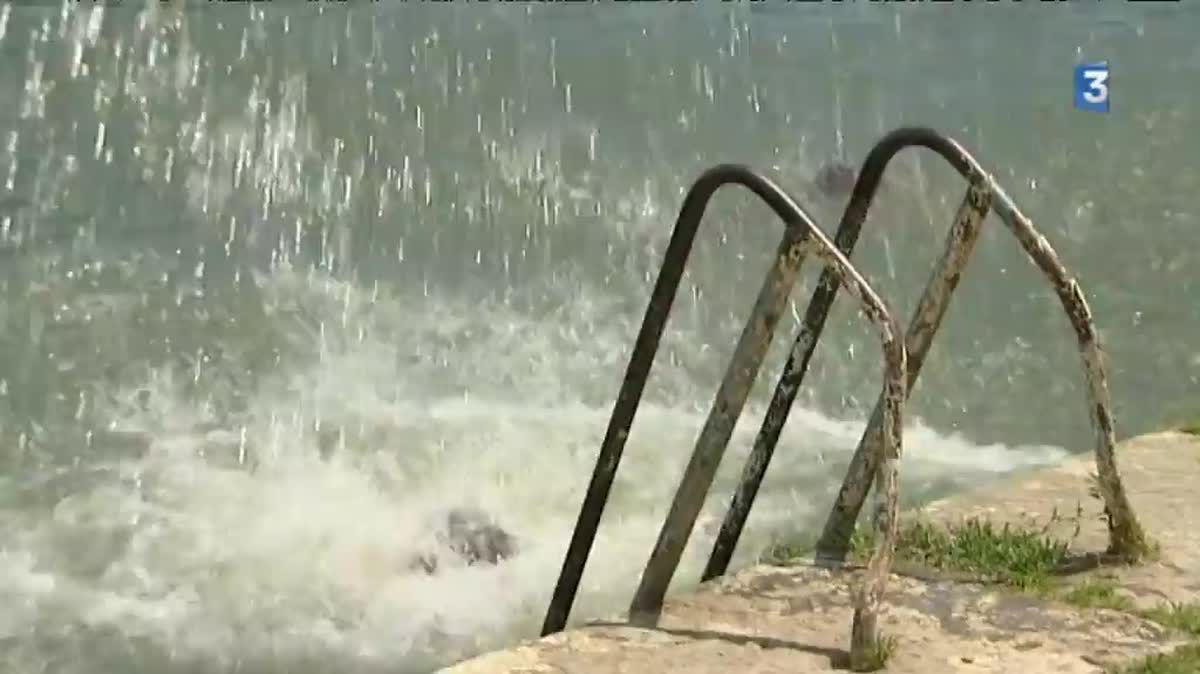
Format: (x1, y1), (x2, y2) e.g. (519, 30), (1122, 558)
(813, 160), (859, 198)
(443, 508), (518, 565)
(411, 508), (518, 574)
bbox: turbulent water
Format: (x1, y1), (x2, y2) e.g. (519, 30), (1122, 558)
(0, 2), (1197, 672)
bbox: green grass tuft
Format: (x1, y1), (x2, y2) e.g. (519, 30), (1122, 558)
(850, 633), (899, 672)
(767, 518), (1070, 591)
(1110, 604), (1200, 673)
(1108, 643), (1200, 674)
(1141, 602), (1200, 637)
(763, 518), (1200, 674)
(1059, 579), (1134, 611)
(853, 518), (1070, 591)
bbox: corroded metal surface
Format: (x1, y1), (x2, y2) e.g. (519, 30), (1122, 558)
(543, 127), (1147, 667)
(815, 182), (993, 566)
(541, 164), (856, 636)
(624, 198), (907, 661)
(626, 229), (810, 624)
(987, 187), (1148, 559)
(791, 234), (906, 671)
(803, 127), (1149, 565)
(541, 163), (906, 665)
(703, 181), (993, 581)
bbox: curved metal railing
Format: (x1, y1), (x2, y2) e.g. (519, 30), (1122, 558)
(700, 127), (1148, 572)
(541, 128), (1149, 668)
(540, 164), (907, 666)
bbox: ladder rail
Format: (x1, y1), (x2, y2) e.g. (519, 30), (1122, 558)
(687, 175), (993, 669)
(702, 127), (1147, 574)
(541, 165), (906, 642)
(625, 187), (907, 631)
(782, 127), (1146, 563)
(702, 176), (993, 580)
(541, 127), (1151, 668)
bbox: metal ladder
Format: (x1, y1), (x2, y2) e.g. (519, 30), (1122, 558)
(541, 126), (1149, 669)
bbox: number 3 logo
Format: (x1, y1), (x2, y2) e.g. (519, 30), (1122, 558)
(1082, 68), (1109, 103)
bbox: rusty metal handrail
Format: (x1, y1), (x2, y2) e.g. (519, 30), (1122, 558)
(700, 127), (1150, 583)
(542, 128), (1151, 669)
(702, 176), (993, 581)
(541, 165), (907, 666)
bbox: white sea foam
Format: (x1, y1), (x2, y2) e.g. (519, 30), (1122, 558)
(0, 267), (1070, 674)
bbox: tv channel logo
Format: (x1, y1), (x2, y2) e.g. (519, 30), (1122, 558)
(1074, 62), (1110, 113)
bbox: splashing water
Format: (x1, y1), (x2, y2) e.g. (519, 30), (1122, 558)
(0, 267), (1072, 674)
(0, 2), (1197, 673)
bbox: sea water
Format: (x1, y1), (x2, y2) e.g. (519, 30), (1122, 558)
(0, 2), (1197, 672)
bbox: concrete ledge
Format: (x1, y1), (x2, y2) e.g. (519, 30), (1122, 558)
(443, 431), (1200, 673)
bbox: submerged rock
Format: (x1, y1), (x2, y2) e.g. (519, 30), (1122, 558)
(813, 160), (859, 198)
(410, 508), (518, 574)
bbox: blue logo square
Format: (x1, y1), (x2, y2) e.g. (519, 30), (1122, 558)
(1074, 62), (1110, 113)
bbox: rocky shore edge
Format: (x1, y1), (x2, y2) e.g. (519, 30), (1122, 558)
(443, 429), (1200, 674)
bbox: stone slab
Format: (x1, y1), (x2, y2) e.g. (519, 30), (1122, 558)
(443, 431), (1200, 673)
